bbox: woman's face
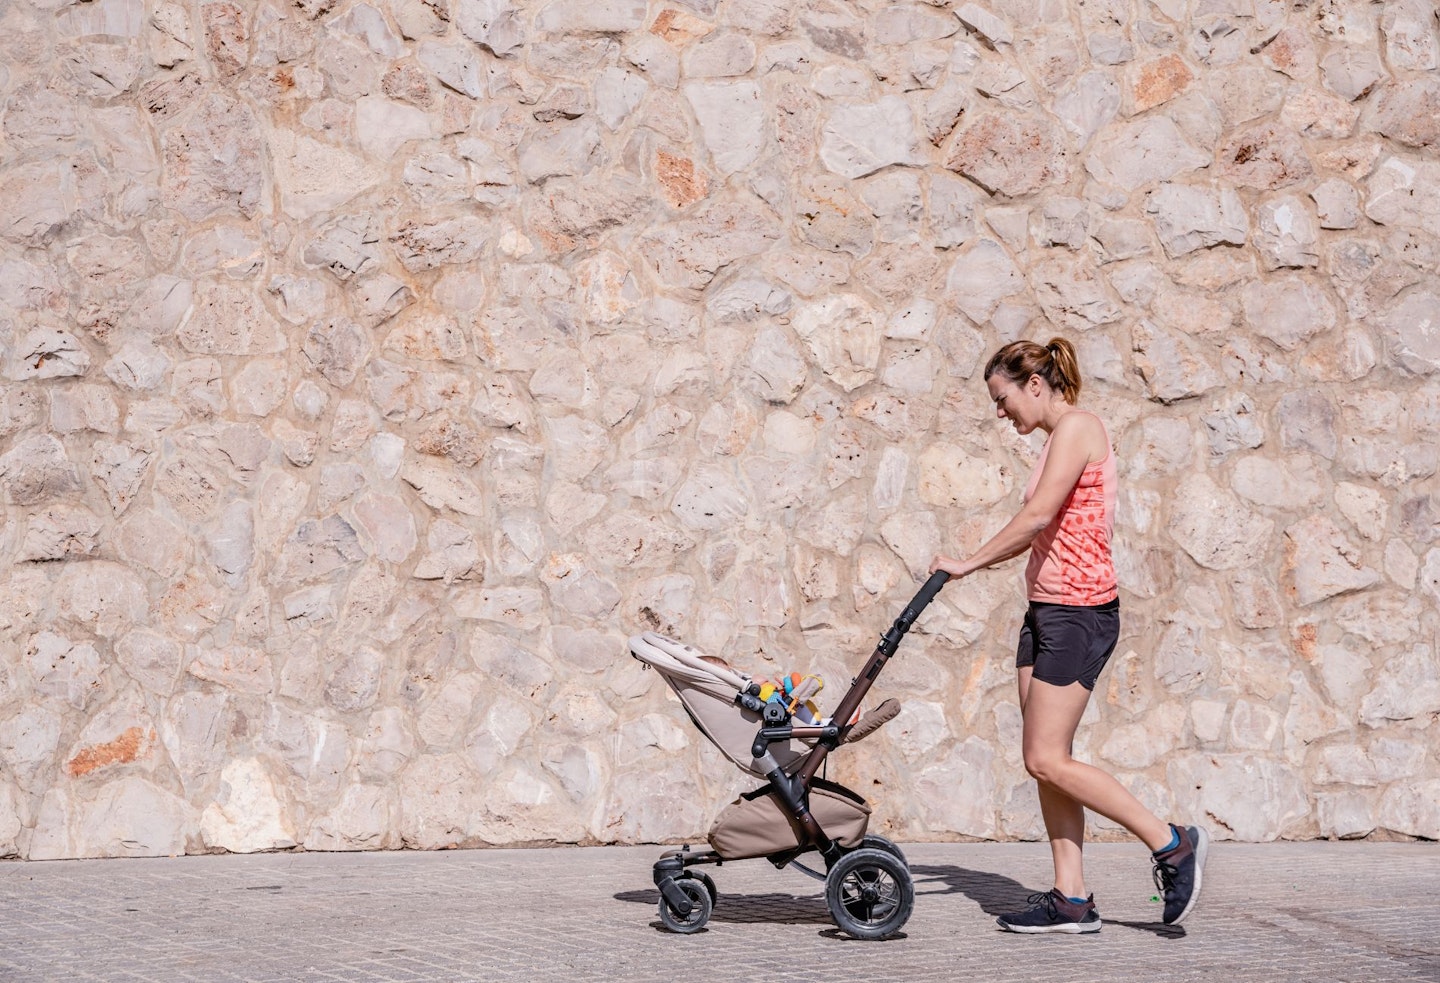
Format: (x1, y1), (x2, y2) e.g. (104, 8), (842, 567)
(987, 373), (1043, 434)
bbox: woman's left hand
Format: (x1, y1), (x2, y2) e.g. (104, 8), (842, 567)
(929, 554), (968, 578)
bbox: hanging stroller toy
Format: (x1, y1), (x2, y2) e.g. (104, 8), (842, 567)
(628, 571), (951, 940)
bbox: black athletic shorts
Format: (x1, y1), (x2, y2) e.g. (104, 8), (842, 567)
(1015, 598), (1120, 691)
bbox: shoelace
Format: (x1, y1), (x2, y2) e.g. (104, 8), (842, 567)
(1023, 890), (1060, 918)
(1152, 856), (1178, 896)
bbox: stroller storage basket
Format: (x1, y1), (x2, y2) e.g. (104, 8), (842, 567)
(709, 778), (870, 861)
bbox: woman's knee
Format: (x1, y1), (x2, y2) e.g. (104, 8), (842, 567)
(1023, 749), (1067, 784)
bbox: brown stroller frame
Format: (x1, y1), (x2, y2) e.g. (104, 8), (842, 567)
(639, 571), (950, 939)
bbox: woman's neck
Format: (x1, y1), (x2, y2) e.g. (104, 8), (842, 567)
(1037, 398), (1076, 435)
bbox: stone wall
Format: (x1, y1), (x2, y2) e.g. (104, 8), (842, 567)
(1, 0), (1438, 860)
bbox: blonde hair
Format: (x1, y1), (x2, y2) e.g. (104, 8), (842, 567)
(983, 337), (1082, 404)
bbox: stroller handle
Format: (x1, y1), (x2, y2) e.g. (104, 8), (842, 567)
(877, 570), (950, 656)
(789, 569), (951, 789)
(902, 570), (951, 628)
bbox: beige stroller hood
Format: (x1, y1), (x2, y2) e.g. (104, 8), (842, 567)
(628, 632), (808, 778)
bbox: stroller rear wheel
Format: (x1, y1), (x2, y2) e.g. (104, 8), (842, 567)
(825, 847), (914, 940)
(860, 834), (907, 866)
(658, 877), (712, 934)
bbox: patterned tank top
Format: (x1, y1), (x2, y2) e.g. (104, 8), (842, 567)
(1022, 413), (1118, 606)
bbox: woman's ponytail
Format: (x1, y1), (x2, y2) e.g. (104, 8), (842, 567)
(1045, 337), (1081, 404)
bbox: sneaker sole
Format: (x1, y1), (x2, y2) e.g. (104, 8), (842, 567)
(996, 918), (1102, 935)
(1169, 826), (1209, 926)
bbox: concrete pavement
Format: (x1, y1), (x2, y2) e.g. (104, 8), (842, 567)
(2, 840), (1437, 983)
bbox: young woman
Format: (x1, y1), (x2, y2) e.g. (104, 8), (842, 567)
(929, 338), (1207, 933)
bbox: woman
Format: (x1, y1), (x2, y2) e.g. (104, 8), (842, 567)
(929, 338), (1207, 933)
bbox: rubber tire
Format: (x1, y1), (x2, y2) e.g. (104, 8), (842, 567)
(861, 835), (908, 867)
(658, 878), (712, 934)
(681, 871), (718, 908)
(825, 847), (914, 940)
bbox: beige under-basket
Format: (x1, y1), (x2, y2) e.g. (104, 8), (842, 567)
(707, 778), (872, 861)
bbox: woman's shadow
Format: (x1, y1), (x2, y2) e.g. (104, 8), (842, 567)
(910, 863), (1185, 938)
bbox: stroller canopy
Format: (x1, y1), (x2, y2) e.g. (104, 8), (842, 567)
(628, 632), (808, 778)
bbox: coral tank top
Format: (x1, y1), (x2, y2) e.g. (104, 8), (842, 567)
(1022, 413), (1118, 606)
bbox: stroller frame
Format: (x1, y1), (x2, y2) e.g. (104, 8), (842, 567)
(639, 571), (951, 939)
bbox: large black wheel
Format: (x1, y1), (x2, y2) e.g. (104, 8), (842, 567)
(658, 877), (712, 934)
(681, 871), (718, 908)
(861, 835), (908, 867)
(825, 847), (914, 940)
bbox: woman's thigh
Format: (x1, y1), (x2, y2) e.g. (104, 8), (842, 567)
(1021, 676), (1093, 763)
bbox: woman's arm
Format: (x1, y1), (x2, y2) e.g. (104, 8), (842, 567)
(929, 413), (1105, 579)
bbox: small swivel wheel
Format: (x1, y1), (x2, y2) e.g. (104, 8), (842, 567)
(825, 847), (914, 940)
(860, 834), (908, 867)
(682, 871), (718, 908)
(658, 877), (712, 934)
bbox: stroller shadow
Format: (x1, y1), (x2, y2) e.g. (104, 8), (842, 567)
(617, 887), (830, 926)
(910, 864), (1186, 939)
(617, 887), (910, 940)
(616, 887), (836, 934)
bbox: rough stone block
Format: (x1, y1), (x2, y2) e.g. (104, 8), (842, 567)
(944, 111), (1064, 198)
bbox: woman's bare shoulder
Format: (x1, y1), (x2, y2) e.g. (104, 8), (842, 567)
(1053, 410), (1108, 457)
(1054, 409), (1106, 437)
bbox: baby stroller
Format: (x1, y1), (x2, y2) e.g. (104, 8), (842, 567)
(627, 571), (951, 939)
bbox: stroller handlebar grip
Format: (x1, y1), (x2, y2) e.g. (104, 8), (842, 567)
(910, 570), (951, 614)
(878, 571), (951, 656)
(898, 570), (951, 627)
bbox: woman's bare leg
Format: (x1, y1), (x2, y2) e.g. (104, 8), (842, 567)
(1019, 668), (1088, 898)
(1036, 775), (1088, 898)
(1020, 676), (1173, 856)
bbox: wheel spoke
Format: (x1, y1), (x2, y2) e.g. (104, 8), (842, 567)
(840, 868), (900, 924)
(843, 874), (875, 921)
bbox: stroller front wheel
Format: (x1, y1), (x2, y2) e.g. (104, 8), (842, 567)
(658, 877), (712, 934)
(684, 870), (718, 908)
(825, 847), (914, 940)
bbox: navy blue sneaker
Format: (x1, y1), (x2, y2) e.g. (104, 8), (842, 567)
(1153, 824), (1209, 925)
(996, 889), (1101, 934)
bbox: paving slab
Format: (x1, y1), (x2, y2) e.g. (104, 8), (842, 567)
(1, 841), (1437, 983)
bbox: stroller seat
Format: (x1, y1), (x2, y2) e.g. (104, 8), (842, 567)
(629, 631), (805, 777)
(628, 632), (900, 778)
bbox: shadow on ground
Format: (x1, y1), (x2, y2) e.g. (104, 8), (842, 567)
(615, 888), (831, 926)
(911, 864), (1185, 939)
(617, 864), (1183, 939)
(616, 888), (912, 941)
